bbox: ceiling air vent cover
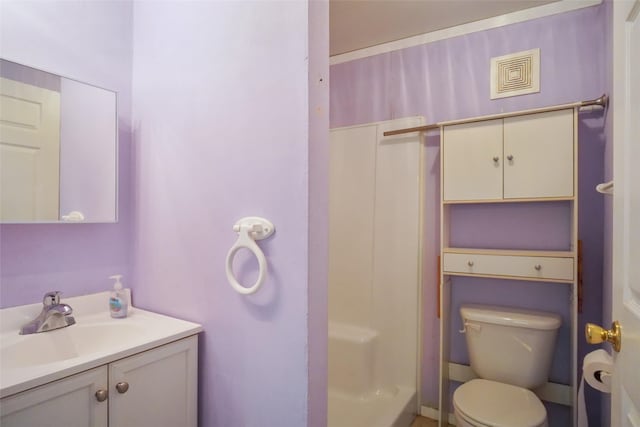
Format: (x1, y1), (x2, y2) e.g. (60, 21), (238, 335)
(490, 48), (540, 99)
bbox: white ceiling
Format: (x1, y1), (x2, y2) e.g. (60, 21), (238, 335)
(330, 0), (561, 56)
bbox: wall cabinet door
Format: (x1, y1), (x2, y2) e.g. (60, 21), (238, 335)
(109, 336), (198, 427)
(443, 119), (503, 201)
(443, 109), (574, 201)
(503, 109), (574, 199)
(0, 366), (108, 427)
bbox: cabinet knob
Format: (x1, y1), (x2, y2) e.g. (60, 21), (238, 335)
(95, 389), (108, 402)
(115, 382), (129, 394)
(492, 156), (499, 163)
(507, 154), (514, 161)
(534, 264), (542, 271)
(467, 261), (474, 267)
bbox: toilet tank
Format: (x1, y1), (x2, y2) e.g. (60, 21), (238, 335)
(460, 304), (561, 389)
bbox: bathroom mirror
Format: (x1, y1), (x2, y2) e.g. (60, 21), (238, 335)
(0, 59), (117, 223)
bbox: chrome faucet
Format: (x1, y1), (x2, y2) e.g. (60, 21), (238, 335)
(20, 291), (76, 335)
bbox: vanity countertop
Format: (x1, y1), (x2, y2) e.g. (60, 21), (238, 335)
(0, 292), (202, 398)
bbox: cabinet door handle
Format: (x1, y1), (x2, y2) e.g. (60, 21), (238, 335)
(115, 382), (129, 394)
(492, 156), (499, 163)
(507, 154), (514, 161)
(534, 264), (542, 271)
(467, 261), (474, 267)
(95, 389), (108, 402)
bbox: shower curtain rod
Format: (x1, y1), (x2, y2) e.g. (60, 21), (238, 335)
(382, 94), (608, 137)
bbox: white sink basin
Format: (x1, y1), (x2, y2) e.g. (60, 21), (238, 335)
(0, 292), (202, 398)
(1, 323), (145, 367)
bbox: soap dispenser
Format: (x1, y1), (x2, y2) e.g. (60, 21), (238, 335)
(109, 274), (129, 318)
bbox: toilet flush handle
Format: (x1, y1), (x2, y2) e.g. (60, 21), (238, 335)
(459, 321), (482, 334)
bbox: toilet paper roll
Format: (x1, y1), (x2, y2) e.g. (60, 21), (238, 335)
(582, 349), (613, 393)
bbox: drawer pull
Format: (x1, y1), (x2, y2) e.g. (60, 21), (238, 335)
(467, 261), (474, 267)
(534, 264), (542, 271)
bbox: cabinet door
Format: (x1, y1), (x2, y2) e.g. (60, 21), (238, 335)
(109, 336), (198, 427)
(443, 119), (503, 201)
(503, 109), (574, 199)
(0, 366), (108, 427)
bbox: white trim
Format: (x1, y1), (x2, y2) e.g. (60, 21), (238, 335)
(420, 406), (457, 426)
(330, 0), (602, 65)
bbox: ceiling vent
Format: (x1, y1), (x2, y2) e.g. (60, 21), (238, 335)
(490, 48), (540, 99)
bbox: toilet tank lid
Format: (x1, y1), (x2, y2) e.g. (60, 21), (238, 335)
(460, 305), (561, 330)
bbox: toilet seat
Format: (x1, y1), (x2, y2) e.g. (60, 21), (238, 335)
(453, 379), (547, 427)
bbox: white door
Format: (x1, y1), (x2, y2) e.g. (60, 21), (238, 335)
(442, 119), (503, 201)
(0, 366), (108, 427)
(0, 77), (60, 221)
(503, 109), (574, 199)
(611, 1), (640, 426)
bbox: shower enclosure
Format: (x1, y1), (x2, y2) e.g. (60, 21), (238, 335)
(328, 117), (424, 427)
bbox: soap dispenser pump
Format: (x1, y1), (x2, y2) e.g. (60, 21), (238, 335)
(109, 274), (128, 318)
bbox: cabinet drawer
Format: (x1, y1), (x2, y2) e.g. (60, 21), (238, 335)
(442, 253), (574, 281)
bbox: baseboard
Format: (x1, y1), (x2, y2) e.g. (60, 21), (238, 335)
(420, 405), (457, 426)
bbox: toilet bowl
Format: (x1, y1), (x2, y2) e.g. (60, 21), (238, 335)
(453, 379), (547, 427)
(453, 305), (561, 427)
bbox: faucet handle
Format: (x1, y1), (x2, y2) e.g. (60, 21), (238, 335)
(43, 291), (61, 306)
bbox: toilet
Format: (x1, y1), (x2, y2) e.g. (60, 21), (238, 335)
(453, 304), (561, 427)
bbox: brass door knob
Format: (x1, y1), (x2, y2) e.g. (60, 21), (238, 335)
(115, 381), (129, 394)
(585, 320), (621, 352)
(95, 389), (108, 402)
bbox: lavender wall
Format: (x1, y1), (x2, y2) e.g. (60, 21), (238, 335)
(330, 3), (607, 424)
(131, 2), (327, 426)
(0, 1), (132, 307)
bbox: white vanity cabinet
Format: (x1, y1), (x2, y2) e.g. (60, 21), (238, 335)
(0, 336), (197, 427)
(0, 366), (108, 427)
(443, 109), (574, 201)
(109, 335), (197, 427)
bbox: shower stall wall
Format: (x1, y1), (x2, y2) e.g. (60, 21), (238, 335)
(328, 117), (424, 427)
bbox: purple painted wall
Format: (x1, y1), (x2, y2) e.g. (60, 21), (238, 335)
(131, 2), (327, 426)
(0, 1), (132, 307)
(1, 3), (329, 426)
(330, 3), (607, 425)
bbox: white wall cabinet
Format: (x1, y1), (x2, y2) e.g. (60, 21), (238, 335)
(443, 109), (574, 202)
(439, 107), (578, 427)
(0, 335), (197, 427)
